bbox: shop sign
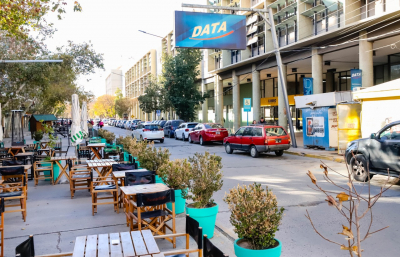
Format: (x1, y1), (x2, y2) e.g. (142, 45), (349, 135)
(351, 69), (362, 91)
(175, 11), (246, 50)
(303, 77), (313, 95)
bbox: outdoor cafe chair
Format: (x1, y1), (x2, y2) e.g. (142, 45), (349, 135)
(112, 163), (138, 171)
(33, 161), (54, 186)
(127, 189), (176, 246)
(15, 235), (73, 257)
(69, 165), (92, 199)
(0, 166), (28, 200)
(154, 214), (202, 256)
(204, 235), (228, 257)
(90, 179), (119, 216)
(0, 198), (4, 257)
(0, 172), (27, 222)
(124, 171), (155, 186)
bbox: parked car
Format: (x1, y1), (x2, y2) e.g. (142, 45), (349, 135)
(109, 118), (116, 125)
(188, 123), (228, 145)
(103, 119), (109, 124)
(223, 125), (291, 158)
(132, 123), (164, 143)
(345, 120), (400, 182)
(174, 122), (198, 141)
(163, 120), (184, 138)
(124, 120), (132, 129)
(159, 120), (167, 128)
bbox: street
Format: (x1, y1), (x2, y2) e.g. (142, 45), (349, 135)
(105, 125), (400, 256)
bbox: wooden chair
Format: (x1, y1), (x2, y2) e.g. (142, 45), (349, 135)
(0, 182), (26, 222)
(15, 235), (73, 257)
(33, 161), (54, 186)
(69, 166), (92, 198)
(127, 189), (176, 247)
(90, 179), (119, 216)
(53, 141), (70, 157)
(77, 146), (91, 162)
(111, 163), (137, 171)
(0, 198), (4, 257)
(154, 215), (203, 256)
(0, 166), (27, 193)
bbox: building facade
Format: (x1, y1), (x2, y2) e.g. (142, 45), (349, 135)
(105, 68), (123, 96)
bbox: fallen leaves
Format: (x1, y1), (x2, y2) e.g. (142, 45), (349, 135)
(307, 170), (317, 185)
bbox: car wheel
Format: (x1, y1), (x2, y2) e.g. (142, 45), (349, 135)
(275, 150), (284, 156)
(189, 136), (193, 144)
(182, 133), (185, 141)
(225, 143), (233, 154)
(160, 139), (164, 143)
(175, 133), (178, 140)
(350, 154), (373, 182)
(250, 145), (259, 158)
(200, 136), (205, 146)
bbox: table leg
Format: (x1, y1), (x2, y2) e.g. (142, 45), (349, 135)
(91, 147), (102, 160)
(54, 162), (70, 184)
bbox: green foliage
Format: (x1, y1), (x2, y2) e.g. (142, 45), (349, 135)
(187, 152), (223, 208)
(162, 49), (207, 121)
(33, 130), (44, 141)
(98, 129), (115, 144)
(137, 145), (171, 174)
(41, 121), (57, 149)
(115, 88), (132, 118)
(138, 75), (171, 115)
(224, 183), (284, 250)
(158, 159), (192, 197)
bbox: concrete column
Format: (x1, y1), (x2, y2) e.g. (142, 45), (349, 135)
(232, 70), (240, 132)
(201, 81), (208, 123)
(252, 64), (261, 121)
(312, 48), (323, 94)
(278, 65), (288, 129)
(359, 31), (374, 88)
(214, 75), (224, 125)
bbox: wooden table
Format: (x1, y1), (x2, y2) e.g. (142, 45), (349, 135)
(40, 141), (50, 149)
(37, 148), (52, 156)
(72, 230), (164, 257)
(14, 152), (34, 165)
(86, 159), (118, 180)
(87, 143), (106, 160)
(7, 146), (26, 156)
(112, 168), (149, 186)
(51, 156), (77, 184)
(121, 184), (170, 213)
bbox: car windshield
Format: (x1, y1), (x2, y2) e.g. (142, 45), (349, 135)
(204, 124), (223, 129)
(265, 127), (287, 136)
(145, 125), (161, 130)
(187, 124), (197, 128)
(172, 121), (182, 126)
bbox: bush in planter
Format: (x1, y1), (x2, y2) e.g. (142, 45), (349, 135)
(33, 130), (44, 141)
(98, 129), (115, 144)
(224, 183), (284, 250)
(158, 159), (192, 214)
(137, 144), (170, 176)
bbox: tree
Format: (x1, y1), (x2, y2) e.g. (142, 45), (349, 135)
(162, 49), (207, 121)
(93, 95), (115, 118)
(138, 75), (171, 116)
(115, 88), (131, 118)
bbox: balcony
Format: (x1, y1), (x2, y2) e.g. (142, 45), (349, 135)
(273, 1), (297, 20)
(300, 4), (326, 16)
(275, 14), (297, 29)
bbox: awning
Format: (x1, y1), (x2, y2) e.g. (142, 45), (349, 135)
(32, 114), (57, 122)
(352, 78), (400, 101)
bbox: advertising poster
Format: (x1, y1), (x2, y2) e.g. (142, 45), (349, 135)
(303, 77), (313, 95)
(306, 117), (325, 137)
(175, 11), (246, 50)
(351, 69), (362, 91)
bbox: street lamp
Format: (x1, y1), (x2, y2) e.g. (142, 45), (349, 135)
(138, 30), (164, 39)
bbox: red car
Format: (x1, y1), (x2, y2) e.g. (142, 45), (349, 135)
(188, 123), (229, 145)
(223, 125), (291, 158)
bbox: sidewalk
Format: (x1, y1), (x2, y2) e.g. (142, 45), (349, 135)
(284, 147), (345, 163)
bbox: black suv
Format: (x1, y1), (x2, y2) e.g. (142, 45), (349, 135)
(345, 121), (400, 182)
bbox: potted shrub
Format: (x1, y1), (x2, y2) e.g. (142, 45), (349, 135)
(33, 130), (44, 149)
(98, 129), (115, 144)
(137, 144), (170, 184)
(186, 152), (223, 238)
(158, 159), (192, 214)
(224, 183), (284, 257)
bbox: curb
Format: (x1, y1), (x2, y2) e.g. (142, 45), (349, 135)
(284, 150), (345, 163)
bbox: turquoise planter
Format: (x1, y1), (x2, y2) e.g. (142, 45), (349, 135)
(155, 175), (165, 184)
(42, 162), (60, 182)
(100, 138), (106, 144)
(167, 189), (187, 215)
(33, 141), (41, 149)
(234, 238), (282, 257)
(186, 204), (218, 238)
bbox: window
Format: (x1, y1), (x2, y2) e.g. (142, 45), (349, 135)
(243, 127), (254, 136)
(144, 125), (161, 130)
(379, 124), (400, 140)
(236, 127), (245, 136)
(265, 127), (287, 136)
(253, 127), (263, 137)
(188, 124), (197, 128)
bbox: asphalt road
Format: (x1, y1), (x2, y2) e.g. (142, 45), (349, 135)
(105, 125), (400, 257)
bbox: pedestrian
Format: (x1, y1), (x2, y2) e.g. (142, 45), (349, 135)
(252, 120), (257, 124)
(161, 117), (164, 120)
(99, 120), (104, 129)
(259, 117), (266, 124)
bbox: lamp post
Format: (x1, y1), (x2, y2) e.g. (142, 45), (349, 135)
(138, 30), (164, 38)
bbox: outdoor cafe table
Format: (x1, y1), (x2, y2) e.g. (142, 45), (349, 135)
(72, 230), (164, 257)
(87, 143), (106, 160)
(39, 141), (50, 149)
(86, 159), (118, 180)
(7, 146), (26, 156)
(14, 152), (34, 164)
(50, 156), (77, 184)
(37, 148), (52, 156)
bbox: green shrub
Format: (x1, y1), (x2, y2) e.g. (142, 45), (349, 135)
(158, 159), (192, 197)
(137, 145), (170, 175)
(98, 129), (115, 144)
(33, 130), (44, 141)
(224, 183), (284, 250)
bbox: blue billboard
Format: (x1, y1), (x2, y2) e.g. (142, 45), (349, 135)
(175, 11), (246, 50)
(351, 69), (362, 91)
(303, 77), (313, 95)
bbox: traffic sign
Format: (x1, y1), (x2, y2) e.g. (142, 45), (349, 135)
(243, 98), (251, 112)
(156, 110), (161, 117)
(131, 115), (134, 118)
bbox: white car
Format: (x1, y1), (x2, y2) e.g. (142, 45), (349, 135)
(103, 119), (109, 124)
(174, 122), (198, 141)
(132, 123), (164, 143)
(124, 120), (132, 129)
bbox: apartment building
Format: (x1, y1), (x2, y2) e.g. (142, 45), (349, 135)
(105, 68), (123, 96)
(200, 0), (400, 133)
(125, 49), (157, 121)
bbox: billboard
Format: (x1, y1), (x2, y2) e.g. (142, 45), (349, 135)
(350, 69), (362, 91)
(175, 11), (246, 50)
(303, 77), (313, 95)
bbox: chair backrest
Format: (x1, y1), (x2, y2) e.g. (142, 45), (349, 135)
(2, 160), (23, 166)
(0, 198), (4, 214)
(112, 163), (137, 171)
(136, 189), (175, 207)
(186, 215), (203, 250)
(15, 236), (35, 257)
(0, 166), (25, 176)
(124, 171), (155, 186)
(204, 236), (226, 257)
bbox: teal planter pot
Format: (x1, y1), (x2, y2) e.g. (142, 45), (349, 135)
(155, 175), (165, 184)
(42, 162), (60, 182)
(234, 238), (282, 257)
(100, 138), (106, 144)
(186, 204), (218, 238)
(33, 141), (41, 149)
(167, 189), (187, 215)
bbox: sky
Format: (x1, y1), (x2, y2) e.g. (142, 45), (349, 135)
(44, 0), (206, 97)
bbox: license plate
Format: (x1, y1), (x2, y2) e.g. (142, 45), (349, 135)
(216, 132), (220, 135)
(276, 139), (281, 143)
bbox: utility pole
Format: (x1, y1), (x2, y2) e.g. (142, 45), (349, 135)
(181, 3), (297, 147)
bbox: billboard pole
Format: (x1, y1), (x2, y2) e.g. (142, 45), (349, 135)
(181, 3), (297, 147)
